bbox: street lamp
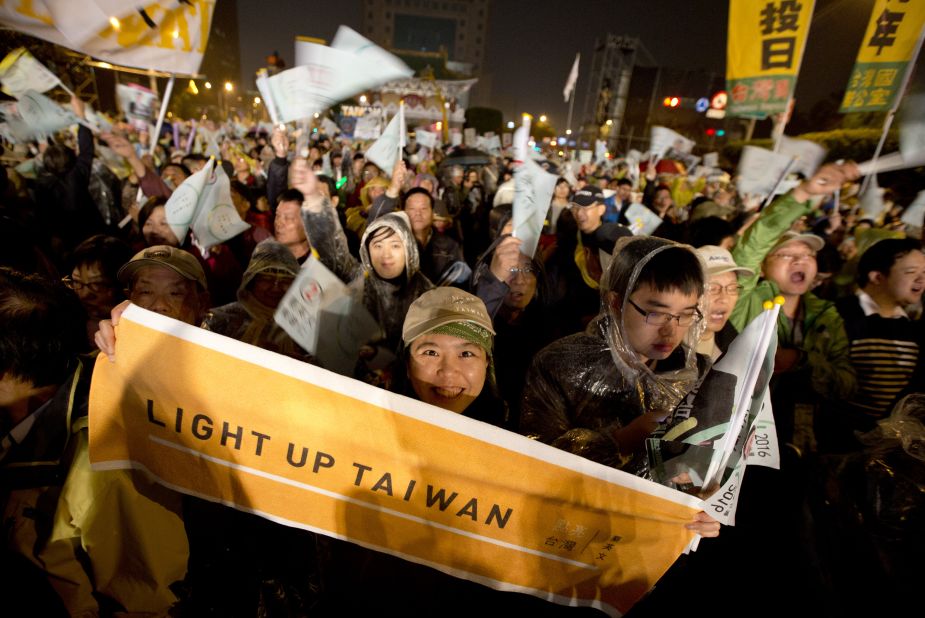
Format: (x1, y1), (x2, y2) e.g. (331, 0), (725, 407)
(254, 96), (261, 105)
(204, 81), (212, 89)
(565, 129), (572, 135)
(224, 81), (233, 92)
(506, 121), (515, 129)
(539, 114), (548, 123)
(359, 94), (368, 104)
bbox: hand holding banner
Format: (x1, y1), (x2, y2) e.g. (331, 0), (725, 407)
(90, 304), (705, 617)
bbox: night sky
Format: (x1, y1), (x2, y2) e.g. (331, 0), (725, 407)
(236, 0), (890, 130)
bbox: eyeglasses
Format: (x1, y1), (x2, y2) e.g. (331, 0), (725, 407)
(62, 277), (112, 294)
(706, 283), (744, 296)
(769, 251), (816, 263)
(506, 266), (536, 282)
(627, 298), (702, 327)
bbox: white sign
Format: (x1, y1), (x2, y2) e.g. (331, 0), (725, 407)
(0, 48), (62, 97)
(778, 136), (827, 178)
(353, 114), (382, 140)
(512, 157), (558, 258)
(275, 257), (381, 376)
(735, 145), (794, 198)
(117, 83), (157, 131)
(650, 126), (695, 159)
(625, 203), (663, 236)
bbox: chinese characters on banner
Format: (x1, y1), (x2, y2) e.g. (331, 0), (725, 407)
(840, 0), (925, 113)
(727, 0), (816, 118)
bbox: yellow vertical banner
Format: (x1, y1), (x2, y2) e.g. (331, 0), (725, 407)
(840, 0), (925, 113)
(727, 0), (816, 118)
(88, 306), (703, 617)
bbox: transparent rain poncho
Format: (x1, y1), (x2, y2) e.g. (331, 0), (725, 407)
(817, 394), (925, 593)
(520, 236), (708, 470)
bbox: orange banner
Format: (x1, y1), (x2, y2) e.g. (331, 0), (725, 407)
(89, 305), (702, 616)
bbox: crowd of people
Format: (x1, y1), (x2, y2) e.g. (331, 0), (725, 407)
(1, 93), (923, 616)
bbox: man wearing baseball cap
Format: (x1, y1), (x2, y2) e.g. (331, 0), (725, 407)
(694, 245), (754, 360)
(729, 164), (858, 451)
(117, 245), (210, 326)
(549, 186), (632, 335)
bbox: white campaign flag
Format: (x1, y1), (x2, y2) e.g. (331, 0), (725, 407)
(165, 157), (212, 241)
(0, 0), (215, 76)
(778, 136), (827, 178)
(164, 159), (249, 249)
(649, 309), (780, 525)
(899, 93), (925, 161)
(563, 53), (580, 102)
(735, 145), (795, 198)
(321, 116), (340, 137)
(513, 117), (531, 163)
(14, 90), (85, 139)
(858, 177), (886, 219)
(901, 191), (925, 228)
(624, 203), (663, 236)
(0, 105), (36, 143)
(291, 26), (413, 114)
(650, 126), (695, 159)
(275, 257), (381, 376)
(262, 65), (324, 124)
(594, 139), (608, 163)
(364, 107), (406, 175)
(255, 69), (280, 125)
(512, 157), (558, 258)
(0, 48), (63, 97)
(484, 134), (502, 155)
(415, 128), (438, 149)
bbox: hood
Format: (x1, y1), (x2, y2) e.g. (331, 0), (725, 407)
(359, 211), (421, 280)
(360, 176), (390, 208)
(238, 239), (300, 302)
(599, 236), (707, 412)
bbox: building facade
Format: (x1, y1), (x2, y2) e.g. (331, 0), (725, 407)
(361, 0), (490, 78)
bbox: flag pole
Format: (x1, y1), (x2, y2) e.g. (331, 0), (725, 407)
(151, 75), (176, 155)
(566, 89), (576, 135)
(859, 25), (925, 195)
